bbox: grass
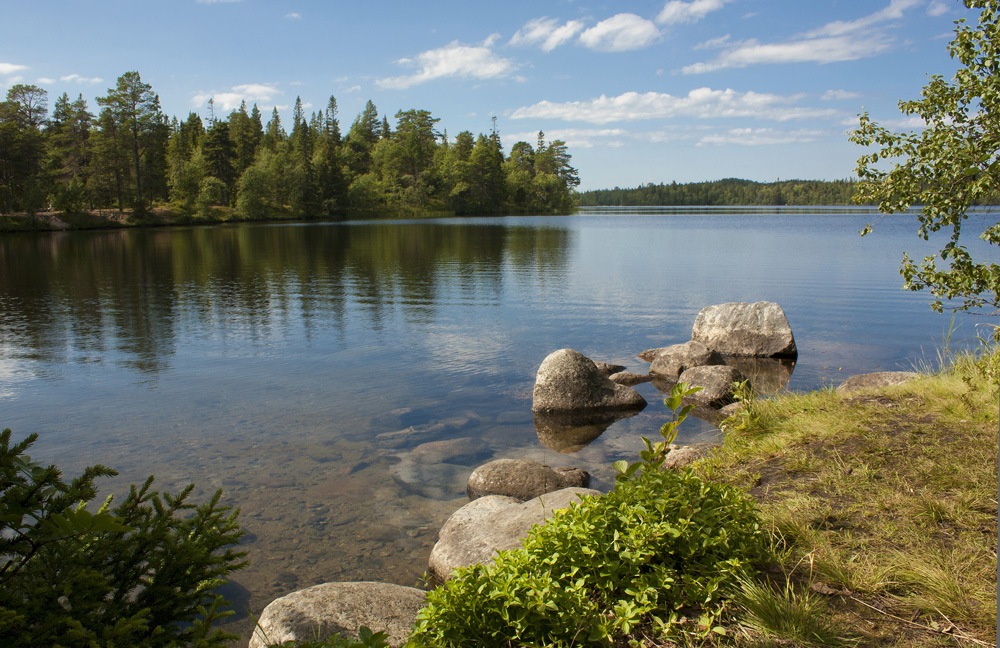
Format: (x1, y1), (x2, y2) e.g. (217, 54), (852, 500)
(693, 344), (998, 647)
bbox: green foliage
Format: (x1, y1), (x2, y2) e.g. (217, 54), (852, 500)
(578, 177), (858, 207)
(851, 0), (1000, 314)
(2, 72), (579, 221)
(407, 383), (765, 647)
(0, 429), (248, 647)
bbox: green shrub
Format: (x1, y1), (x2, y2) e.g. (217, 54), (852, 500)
(0, 429), (247, 646)
(407, 384), (766, 647)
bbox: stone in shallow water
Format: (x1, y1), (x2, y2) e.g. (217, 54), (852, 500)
(677, 365), (746, 407)
(249, 581), (426, 648)
(648, 340), (725, 378)
(691, 301), (797, 358)
(428, 487), (601, 581)
(532, 348), (647, 413)
(466, 458), (590, 501)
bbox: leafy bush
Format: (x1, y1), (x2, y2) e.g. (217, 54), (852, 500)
(407, 384), (766, 647)
(0, 429), (247, 646)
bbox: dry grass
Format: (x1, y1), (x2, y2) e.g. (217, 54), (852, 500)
(694, 346), (998, 647)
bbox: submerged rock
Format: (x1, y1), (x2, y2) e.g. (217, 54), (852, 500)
(428, 487), (600, 581)
(692, 301), (797, 358)
(249, 581), (426, 648)
(467, 458), (590, 501)
(532, 349), (647, 413)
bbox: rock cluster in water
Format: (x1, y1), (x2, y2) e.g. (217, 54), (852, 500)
(531, 348), (647, 413)
(250, 301), (920, 645)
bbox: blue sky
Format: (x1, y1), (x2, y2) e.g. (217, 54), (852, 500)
(0, 0), (971, 190)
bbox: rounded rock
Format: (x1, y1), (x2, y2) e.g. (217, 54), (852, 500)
(467, 458), (590, 501)
(532, 348), (647, 413)
(249, 581), (427, 648)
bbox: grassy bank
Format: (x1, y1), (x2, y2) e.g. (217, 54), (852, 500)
(695, 347), (998, 646)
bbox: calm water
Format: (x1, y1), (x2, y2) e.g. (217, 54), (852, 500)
(0, 208), (992, 635)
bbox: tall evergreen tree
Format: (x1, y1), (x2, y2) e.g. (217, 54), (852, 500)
(47, 92), (94, 210)
(344, 100), (381, 178)
(0, 85), (48, 212)
(202, 119), (236, 204)
(228, 102), (261, 176)
(96, 71), (168, 211)
(263, 107), (285, 151)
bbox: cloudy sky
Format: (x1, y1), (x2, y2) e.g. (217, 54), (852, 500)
(0, 0), (970, 190)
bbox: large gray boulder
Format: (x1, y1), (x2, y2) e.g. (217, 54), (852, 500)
(249, 582), (427, 648)
(532, 349), (647, 413)
(677, 365), (746, 407)
(836, 371), (920, 394)
(428, 487), (601, 581)
(692, 302), (797, 358)
(648, 340), (725, 378)
(467, 458), (590, 501)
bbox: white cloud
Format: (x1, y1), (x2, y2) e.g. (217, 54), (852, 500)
(695, 34), (733, 50)
(285, 12), (301, 20)
(822, 89), (861, 100)
(192, 82), (282, 111)
(698, 127), (825, 146)
(657, 0), (728, 25)
(927, 0), (949, 16)
(377, 36), (517, 89)
(578, 14), (661, 52)
(60, 73), (103, 85)
(804, 0), (921, 38)
(510, 17), (585, 52)
(683, 0), (920, 73)
(37, 77), (56, 85)
(0, 62), (28, 76)
(510, 87), (838, 124)
(683, 34), (892, 73)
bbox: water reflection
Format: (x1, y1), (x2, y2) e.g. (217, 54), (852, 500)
(534, 409), (643, 453)
(0, 222), (571, 384)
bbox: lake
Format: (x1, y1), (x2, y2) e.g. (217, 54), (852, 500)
(0, 207), (992, 635)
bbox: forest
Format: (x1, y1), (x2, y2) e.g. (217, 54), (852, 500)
(577, 178), (860, 206)
(0, 71), (580, 220)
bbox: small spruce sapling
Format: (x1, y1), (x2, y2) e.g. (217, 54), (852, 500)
(0, 428), (248, 647)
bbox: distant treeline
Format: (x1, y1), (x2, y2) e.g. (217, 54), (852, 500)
(0, 71), (580, 220)
(577, 178), (860, 206)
